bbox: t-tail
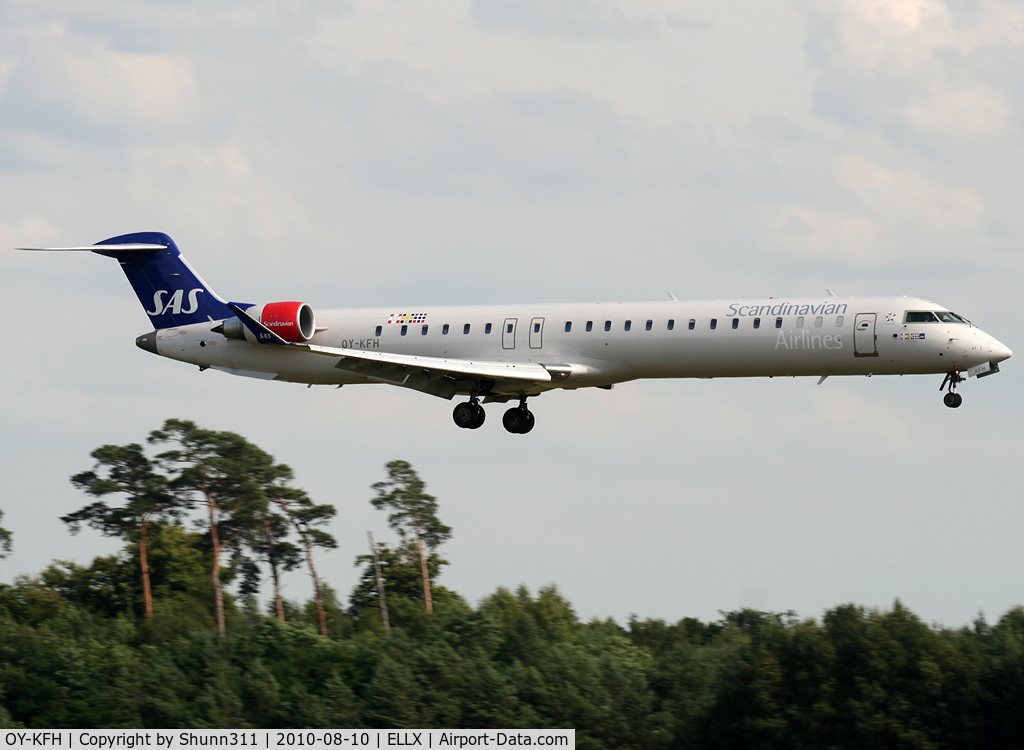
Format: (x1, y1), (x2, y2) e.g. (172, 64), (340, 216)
(20, 231), (234, 329)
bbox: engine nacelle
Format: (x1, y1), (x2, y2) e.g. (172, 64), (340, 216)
(259, 301), (315, 342)
(217, 301), (316, 343)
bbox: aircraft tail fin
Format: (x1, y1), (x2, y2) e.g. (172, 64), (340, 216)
(22, 232), (235, 329)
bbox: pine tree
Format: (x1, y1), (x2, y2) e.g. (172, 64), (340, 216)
(64, 443), (184, 617)
(370, 461), (451, 615)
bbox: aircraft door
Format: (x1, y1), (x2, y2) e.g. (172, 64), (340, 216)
(530, 317), (544, 349)
(502, 318), (517, 350)
(854, 313), (878, 357)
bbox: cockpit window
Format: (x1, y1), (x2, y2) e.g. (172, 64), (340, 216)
(936, 311), (969, 324)
(905, 311), (939, 323)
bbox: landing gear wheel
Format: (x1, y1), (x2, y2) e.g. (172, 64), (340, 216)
(469, 403), (486, 429)
(453, 401), (487, 428)
(521, 410), (535, 433)
(943, 392), (963, 408)
(503, 407), (529, 433)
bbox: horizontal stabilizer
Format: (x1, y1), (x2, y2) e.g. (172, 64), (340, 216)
(16, 244), (167, 252)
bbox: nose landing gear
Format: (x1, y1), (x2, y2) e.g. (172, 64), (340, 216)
(453, 397), (486, 429)
(939, 371), (964, 408)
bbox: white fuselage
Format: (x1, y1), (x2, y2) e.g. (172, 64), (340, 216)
(151, 295), (1011, 397)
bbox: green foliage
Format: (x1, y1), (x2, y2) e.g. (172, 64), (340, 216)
(15, 430), (1024, 739)
(371, 460), (451, 550)
(0, 509), (12, 566)
(350, 540), (451, 622)
(39, 525), (221, 622)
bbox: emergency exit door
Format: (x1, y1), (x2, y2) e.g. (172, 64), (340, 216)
(529, 318), (544, 349)
(502, 318), (517, 349)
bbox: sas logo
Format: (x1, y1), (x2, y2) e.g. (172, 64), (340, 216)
(146, 288), (205, 316)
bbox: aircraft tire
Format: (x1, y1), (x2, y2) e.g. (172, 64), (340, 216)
(503, 407), (535, 433)
(943, 392), (962, 408)
(502, 407), (525, 433)
(469, 403), (486, 429)
(521, 410), (535, 433)
(453, 402), (476, 428)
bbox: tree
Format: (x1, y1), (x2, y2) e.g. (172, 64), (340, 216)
(349, 539), (450, 626)
(64, 443), (183, 617)
(149, 419), (267, 635)
(239, 510), (301, 624)
(370, 460), (451, 615)
(274, 486), (337, 636)
(0, 509), (11, 566)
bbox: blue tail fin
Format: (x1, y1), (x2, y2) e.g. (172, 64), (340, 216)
(94, 232), (235, 329)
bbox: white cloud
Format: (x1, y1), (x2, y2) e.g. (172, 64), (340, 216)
(1, 23), (198, 141)
(1, 0), (1023, 628)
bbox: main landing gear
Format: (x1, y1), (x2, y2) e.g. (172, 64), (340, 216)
(452, 395), (537, 433)
(502, 398), (535, 434)
(452, 398), (486, 429)
(939, 371), (964, 408)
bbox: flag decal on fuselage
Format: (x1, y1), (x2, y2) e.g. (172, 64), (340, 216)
(388, 313), (428, 324)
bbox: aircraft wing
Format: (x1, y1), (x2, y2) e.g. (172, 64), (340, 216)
(226, 303), (551, 399)
(304, 344), (552, 399)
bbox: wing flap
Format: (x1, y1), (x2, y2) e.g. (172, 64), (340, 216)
(307, 344), (552, 385)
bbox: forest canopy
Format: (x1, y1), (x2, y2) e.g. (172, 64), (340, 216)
(0, 420), (1022, 747)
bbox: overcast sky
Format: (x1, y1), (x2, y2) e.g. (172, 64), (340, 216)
(2, 0), (1023, 628)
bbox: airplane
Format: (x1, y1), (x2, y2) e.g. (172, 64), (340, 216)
(22, 231), (1012, 433)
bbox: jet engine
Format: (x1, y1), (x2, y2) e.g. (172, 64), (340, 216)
(217, 301), (316, 343)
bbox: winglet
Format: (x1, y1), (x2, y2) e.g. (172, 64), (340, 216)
(228, 303), (289, 345)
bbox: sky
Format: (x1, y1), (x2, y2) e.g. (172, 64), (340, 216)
(1, 0), (1023, 628)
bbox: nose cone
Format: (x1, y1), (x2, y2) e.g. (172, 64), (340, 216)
(136, 331), (158, 355)
(989, 338), (1012, 363)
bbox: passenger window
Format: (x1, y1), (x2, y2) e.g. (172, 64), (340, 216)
(565, 322), (572, 333)
(731, 318), (739, 329)
(753, 318), (760, 329)
(815, 316), (823, 327)
(668, 319), (675, 330)
(463, 323), (470, 334)
(586, 321), (593, 332)
(534, 322), (541, 333)
(688, 319), (695, 330)
(604, 320), (611, 331)
(710, 319), (717, 330)
(645, 320), (652, 331)
(442, 324), (449, 335)
(485, 323), (492, 334)
(507, 323), (513, 334)
(422, 325), (428, 335)
(625, 320), (632, 331)
(375, 325), (382, 337)
(775, 317), (783, 328)
(836, 316), (843, 327)
(797, 316), (804, 328)
(401, 325), (408, 336)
